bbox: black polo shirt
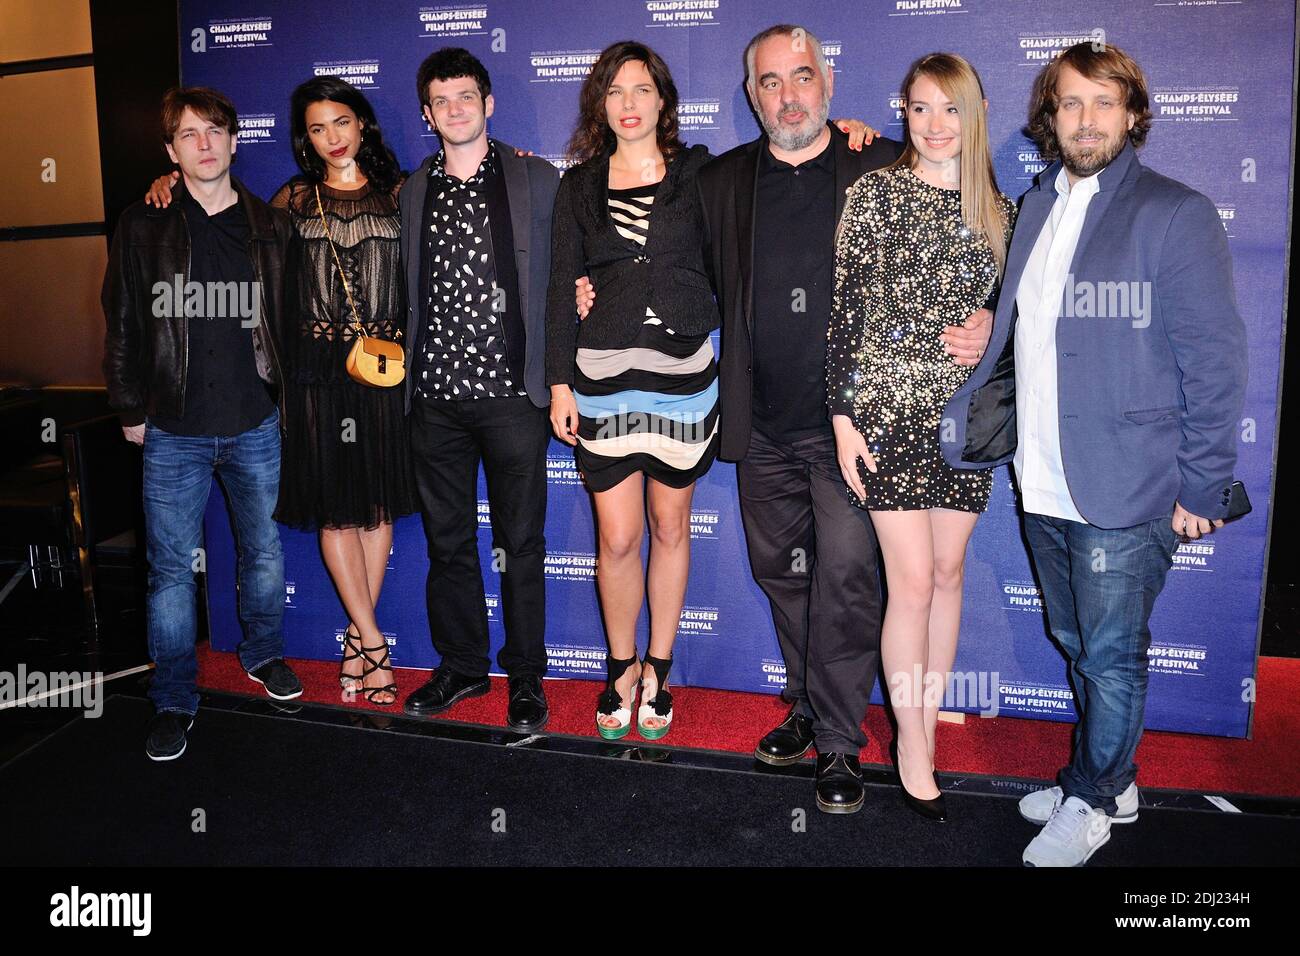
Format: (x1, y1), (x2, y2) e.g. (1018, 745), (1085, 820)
(149, 191), (274, 437)
(751, 136), (836, 443)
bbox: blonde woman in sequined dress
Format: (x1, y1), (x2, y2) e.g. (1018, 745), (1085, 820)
(826, 53), (1015, 819)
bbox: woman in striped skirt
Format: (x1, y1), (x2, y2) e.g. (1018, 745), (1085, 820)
(546, 41), (720, 741)
(575, 183), (718, 489)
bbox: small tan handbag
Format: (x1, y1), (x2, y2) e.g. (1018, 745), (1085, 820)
(314, 184), (405, 388)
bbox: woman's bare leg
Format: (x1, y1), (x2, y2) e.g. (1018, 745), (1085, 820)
(592, 472), (646, 726)
(923, 508), (980, 767)
(641, 477), (695, 729)
(870, 509), (940, 800)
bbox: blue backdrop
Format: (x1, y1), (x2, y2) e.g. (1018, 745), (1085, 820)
(188, 0), (1293, 737)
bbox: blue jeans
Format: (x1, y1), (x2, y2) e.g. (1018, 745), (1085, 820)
(1023, 512), (1178, 816)
(142, 411), (285, 715)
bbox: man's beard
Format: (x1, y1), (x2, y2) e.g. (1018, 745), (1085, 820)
(762, 92), (831, 152)
(1058, 125), (1127, 178)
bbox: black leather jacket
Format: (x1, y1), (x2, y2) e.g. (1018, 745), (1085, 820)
(101, 176), (294, 432)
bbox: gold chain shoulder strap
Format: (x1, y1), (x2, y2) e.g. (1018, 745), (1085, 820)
(314, 183), (367, 339)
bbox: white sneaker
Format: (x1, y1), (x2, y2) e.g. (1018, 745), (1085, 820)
(1023, 796), (1113, 867)
(1019, 782), (1139, 826)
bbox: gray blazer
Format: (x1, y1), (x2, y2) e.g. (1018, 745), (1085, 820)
(398, 138), (560, 411)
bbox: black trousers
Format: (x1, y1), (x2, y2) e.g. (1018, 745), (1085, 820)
(409, 395), (549, 679)
(736, 428), (884, 754)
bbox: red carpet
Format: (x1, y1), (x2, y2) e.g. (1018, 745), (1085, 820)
(196, 644), (1300, 798)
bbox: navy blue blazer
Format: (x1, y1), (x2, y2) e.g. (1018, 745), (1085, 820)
(940, 142), (1247, 529)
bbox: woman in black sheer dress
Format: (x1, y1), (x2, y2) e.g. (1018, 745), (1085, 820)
(269, 77), (417, 705)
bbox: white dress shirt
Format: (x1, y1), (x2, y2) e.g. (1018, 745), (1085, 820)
(1013, 167), (1100, 523)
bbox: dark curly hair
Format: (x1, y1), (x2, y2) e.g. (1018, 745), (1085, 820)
(1025, 42), (1153, 161)
(289, 76), (401, 193)
(416, 47), (491, 109)
(566, 41), (683, 165)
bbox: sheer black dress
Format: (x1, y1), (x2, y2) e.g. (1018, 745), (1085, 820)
(270, 177), (418, 531)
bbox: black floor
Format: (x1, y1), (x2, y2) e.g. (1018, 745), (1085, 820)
(1, 694), (1295, 867)
(0, 556), (152, 765)
(2, 542), (1297, 869)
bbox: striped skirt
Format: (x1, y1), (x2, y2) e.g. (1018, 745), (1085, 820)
(573, 321), (719, 492)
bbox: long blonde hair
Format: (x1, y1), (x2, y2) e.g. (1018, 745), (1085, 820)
(894, 52), (1007, 275)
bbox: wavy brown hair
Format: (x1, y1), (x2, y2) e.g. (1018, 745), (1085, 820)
(1026, 42), (1152, 161)
(565, 41), (684, 165)
(161, 86), (238, 144)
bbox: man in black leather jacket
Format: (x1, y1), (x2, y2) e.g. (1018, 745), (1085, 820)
(102, 87), (301, 762)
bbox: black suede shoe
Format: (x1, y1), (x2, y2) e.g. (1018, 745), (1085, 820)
(815, 752), (865, 814)
(245, 659), (303, 701)
(146, 712), (194, 762)
(403, 668), (490, 717)
(506, 674), (549, 731)
(755, 707), (816, 766)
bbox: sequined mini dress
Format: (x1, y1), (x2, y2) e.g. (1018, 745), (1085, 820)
(825, 165), (1015, 513)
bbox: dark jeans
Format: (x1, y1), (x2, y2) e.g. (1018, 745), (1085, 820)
(1023, 512), (1179, 815)
(736, 428), (884, 753)
(142, 410), (285, 716)
(409, 395), (549, 679)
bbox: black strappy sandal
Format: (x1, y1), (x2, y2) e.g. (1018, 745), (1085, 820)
(596, 654), (639, 740)
(356, 639), (398, 707)
(339, 625), (364, 692)
(637, 653), (674, 740)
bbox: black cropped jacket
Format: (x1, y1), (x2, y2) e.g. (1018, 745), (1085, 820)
(544, 143), (718, 386)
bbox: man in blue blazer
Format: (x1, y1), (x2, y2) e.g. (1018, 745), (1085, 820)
(941, 43), (1247, 866)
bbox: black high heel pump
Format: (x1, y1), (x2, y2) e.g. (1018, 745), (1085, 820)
(889, 738), (947, 822)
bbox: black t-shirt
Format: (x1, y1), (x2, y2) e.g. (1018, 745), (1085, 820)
(150, 191), (274, 437)
(750, 137), (836, 443)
